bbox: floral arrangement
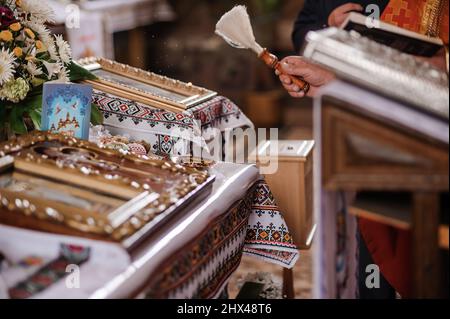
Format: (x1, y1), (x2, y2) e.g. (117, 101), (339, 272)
(0, 0), (101, 138)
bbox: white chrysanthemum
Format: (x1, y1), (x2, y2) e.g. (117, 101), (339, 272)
(18, 0), (55, 23)
(26, 61), (43, 77)
(57, 65), (70, 82)
(23, 19), (59, 61)
(54, 35), (72, 65)
(0, 49), (14, 61)
(0, 49), (16, 86)
(42, 60), (62, 79)
(46, 40), (59, 62)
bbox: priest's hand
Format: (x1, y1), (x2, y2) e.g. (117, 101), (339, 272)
(328, 3), (363, 27)
(276, 56), (336, 98)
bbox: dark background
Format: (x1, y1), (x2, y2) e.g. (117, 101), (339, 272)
(113, 0), (312, 137)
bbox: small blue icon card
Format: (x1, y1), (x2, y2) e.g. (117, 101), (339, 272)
(41, 83), (93, 140)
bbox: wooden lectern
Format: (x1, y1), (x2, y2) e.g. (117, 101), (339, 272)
(315, 81), (449, 299)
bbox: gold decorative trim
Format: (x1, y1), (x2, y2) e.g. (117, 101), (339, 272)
(77, 57), (217, 113)
(421, 0), (446, 37)
(0, 132), (212, 241)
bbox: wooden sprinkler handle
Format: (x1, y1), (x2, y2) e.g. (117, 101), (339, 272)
(259, 49), (311, 95)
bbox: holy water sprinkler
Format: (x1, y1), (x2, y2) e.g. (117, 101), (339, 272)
(215, 5), (310, 95)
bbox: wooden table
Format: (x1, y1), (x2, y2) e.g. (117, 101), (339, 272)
(314, 81), (449, 299)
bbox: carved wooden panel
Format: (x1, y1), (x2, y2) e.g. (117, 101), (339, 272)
(322, 103), (449, 191)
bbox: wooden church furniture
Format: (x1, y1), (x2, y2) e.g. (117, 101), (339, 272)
(316, 81), (449, 299)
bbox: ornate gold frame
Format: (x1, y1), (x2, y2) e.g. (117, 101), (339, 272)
(77, 57), (217, 113)
(0, 132), (213, 244)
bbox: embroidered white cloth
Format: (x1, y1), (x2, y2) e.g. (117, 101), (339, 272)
(92, 91), (254, 159)
(244, 180), (299, 268)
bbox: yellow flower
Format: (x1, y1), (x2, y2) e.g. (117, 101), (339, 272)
(35, 40), (46, 51)
(16, 0), (22, 7)
(24, 28), (35, 39)
(9, 23), (22, 32)
(13, 47), (23, 58)
(0, 30), (13, 42)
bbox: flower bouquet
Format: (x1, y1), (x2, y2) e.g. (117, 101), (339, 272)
(0, 0), (102, 140)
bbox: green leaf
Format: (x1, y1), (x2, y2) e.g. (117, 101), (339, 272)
(9, 107), (27, 135)
(6, 94), (44, 134)
(68, 61), (98, 82)
(28, 85), (44, 97)
(21, 93), (43, 110)
(36, 52), (50, 60)
(90, 103), (104, 126)
(28, 108), (42, 130)
(0, 107), (6, 130)
(31, 77), (46, 88)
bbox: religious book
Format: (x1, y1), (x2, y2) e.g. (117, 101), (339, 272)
(41, 83), (93, 140)
(303, 28), (449, 120)
(0, 132), (215, 252)
(341, 12), (443, 57)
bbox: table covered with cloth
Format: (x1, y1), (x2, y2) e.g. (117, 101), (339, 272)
(92, 91), (253, 159)
(0, 163), (297, 299)
(91, 91), (300, 269)
(0, 92), (300, 299)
